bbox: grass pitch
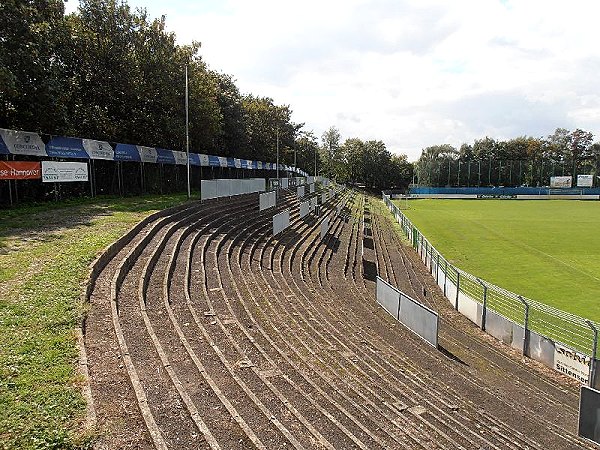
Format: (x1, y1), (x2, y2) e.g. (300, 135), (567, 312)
(398, 199), (600, 323)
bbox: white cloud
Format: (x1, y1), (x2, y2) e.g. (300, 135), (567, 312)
(66, 0), (600, 160)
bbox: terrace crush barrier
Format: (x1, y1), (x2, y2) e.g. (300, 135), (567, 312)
(376, 276), (439, 348)
(382, 191), (600, 387)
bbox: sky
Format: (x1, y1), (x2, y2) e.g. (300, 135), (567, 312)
(65, 0), (600, 161)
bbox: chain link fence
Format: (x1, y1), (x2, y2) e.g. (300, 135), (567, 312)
(383, 192), (599, 386)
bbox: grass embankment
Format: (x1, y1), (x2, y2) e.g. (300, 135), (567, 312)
(397, 199), (600, 322)
(0, 194), (194, 449)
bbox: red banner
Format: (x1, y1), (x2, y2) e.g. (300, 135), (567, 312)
(0, 161), (42, 180)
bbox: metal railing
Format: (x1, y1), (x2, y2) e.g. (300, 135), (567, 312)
(382, 192), (599, 385)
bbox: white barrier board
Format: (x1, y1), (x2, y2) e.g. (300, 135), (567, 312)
(297, 185), (305, 198)
(201, 180), (217, 199)
(259, 191), (277, 211)
(309, 183), (315, 193)
(299, 200), (310, 218)
(320, 217), (329, 239)
(273, 209), (290, 235)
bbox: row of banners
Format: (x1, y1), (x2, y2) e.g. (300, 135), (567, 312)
(550, 175), (595, 188)
(0, 128), (308, 176)
(0, 161), (88, 182)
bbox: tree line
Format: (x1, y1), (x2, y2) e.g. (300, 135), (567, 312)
(317, 127), (413, 191)
(416, 128), (600, 187)
(1, 0), (318, 168)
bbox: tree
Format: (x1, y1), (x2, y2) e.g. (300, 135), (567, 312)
(0, 0), (71, 132)
(242, 95), (301, 163)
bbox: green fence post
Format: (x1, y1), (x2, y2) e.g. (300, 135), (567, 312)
(586, 320), (598, 388)
(443, 259), (448, 297)
(455, 269), (460, 310)
(477, 278), (487, 331)
(518, 296), (529, 356)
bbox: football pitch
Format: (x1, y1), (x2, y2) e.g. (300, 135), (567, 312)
(398, 199), (600, 323)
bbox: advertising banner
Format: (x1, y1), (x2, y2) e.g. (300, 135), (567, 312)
(554, 344), (591, 384)
(83, 139), (113, 160)
(114, 143), (141, 161)
(0, 161), (41, 180)
(578, 174), (594, 187)
(550, 176), (572, 188)
(46, 136), (89, 159)
(0, 128), (46, 156)
(173, 151), (188, 165)
(199, 154), (210, 166)
(42, 161), (88, 182)
(218, 156), (228, 167)
(138, 146), (157, 163)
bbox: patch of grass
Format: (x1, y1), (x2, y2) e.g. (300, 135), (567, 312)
(398, 199), (600, 323)
(0, 193), (194, 449)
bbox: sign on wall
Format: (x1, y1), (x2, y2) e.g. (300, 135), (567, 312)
(550, 176), (572, 188)
(42, 161), (89, 182)
(554, 344), (591, 384)
(578, 174), (594, 187)
(0, 161), (41, 180)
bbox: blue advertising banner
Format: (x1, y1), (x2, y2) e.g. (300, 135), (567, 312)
(188, 153), (200, 166)
(226, 157), (235, 168)
(46, 136), (89, 159)
(156, 148), (175, 164)
(114, 143), (141, 161)
(208, 155), (221, 167)
(0, 135), (9, 154)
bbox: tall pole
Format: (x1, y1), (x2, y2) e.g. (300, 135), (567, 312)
(185, 64), (191, 199)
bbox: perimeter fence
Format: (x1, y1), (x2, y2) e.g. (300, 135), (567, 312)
(382, 192), (600, 387)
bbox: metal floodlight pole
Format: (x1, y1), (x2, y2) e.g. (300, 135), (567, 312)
(185, 63), (191, 199)
(276, 127), (280, 186)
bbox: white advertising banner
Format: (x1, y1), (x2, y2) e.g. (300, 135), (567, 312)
(173, 151), (187, 165)
(553, 344), (590, 384)
(199, 154), (210, 167)
(83, 139), (113, 160)
(550, 176), (572, 188)
(138, 146), (157, 163)
(218, 156), (228, 167)
(234, 158), (242, 169)
(0, 128), (46, 156)
(577, 174), (593, 187)
(42, 161), (88, 182)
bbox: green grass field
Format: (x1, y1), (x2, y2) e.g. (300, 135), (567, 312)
(398, 199), (600, 323)
(0, 194), (194, 449)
